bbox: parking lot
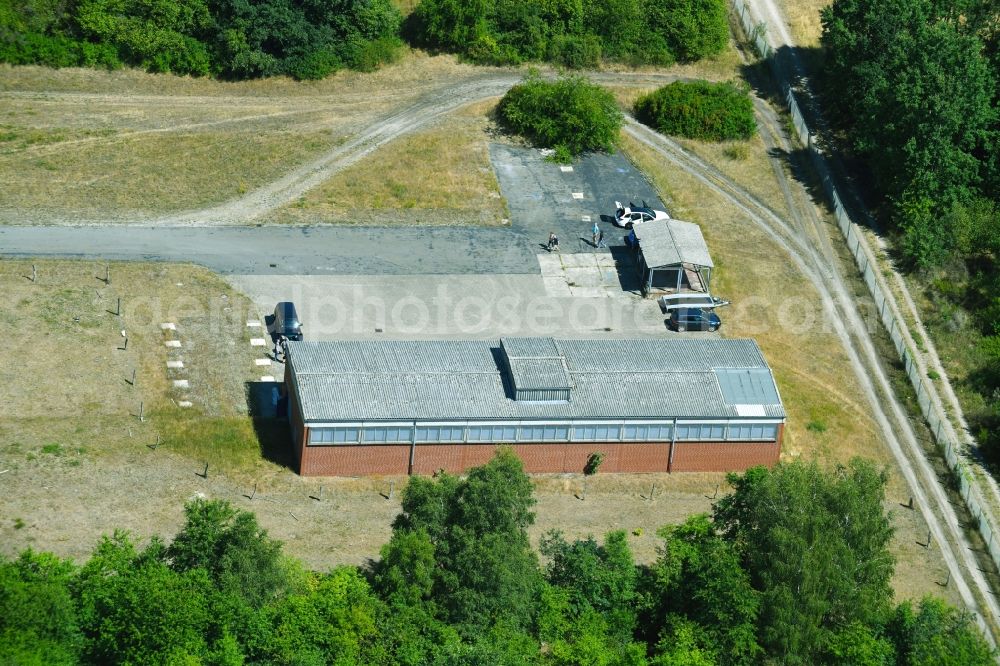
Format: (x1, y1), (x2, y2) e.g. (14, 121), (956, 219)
(490, 144), (666, 253)
(229, 146), (716, 345)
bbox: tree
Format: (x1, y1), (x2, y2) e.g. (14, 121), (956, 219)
(641, 515), (760, 666)
(541, 530), (638, 641)
(888, 596), (995, 665)
(713, 460), (895, 664)
(821, 0), (996, 268)
(386, 450), (544, 636)
(168, 498), (289, 609)
(253, 567), (384, 664)
(74, 531), (214, 665)
(645, 0), (728, 62)
(74, 0), (213, 75)
(0, 550), (81, 665)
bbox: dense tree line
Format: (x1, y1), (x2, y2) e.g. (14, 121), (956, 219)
(1, 451), (992, 664)
(819, 0), (1000, 460)
(0, 0), (402, 78)
(409, 0), (729, 67)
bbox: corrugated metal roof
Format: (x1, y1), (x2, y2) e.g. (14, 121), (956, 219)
(714, 368), (782, 405)
(288, 338), (784, 422)
(633, 219), (714, 269)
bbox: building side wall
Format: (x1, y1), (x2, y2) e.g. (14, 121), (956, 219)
(301, 444), (411, 477)
(287, 364), (306, 469)
(297, 438), (779, 476)
(669, 441), (781, 472)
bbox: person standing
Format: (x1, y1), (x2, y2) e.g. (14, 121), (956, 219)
(592, 221), (600, 246)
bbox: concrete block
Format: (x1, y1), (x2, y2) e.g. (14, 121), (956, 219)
(165, 340), (181, 348)
(166, 360), (184, 369)
(255, 358), (271, 366)
(560, 166), (574, 172)
(172, 379), (190, 389)
(259, 375), (275, 382)
(178, 401), (193, 408)
(572, 192), (584, 199)
(246, 321), (261, 327)
(250, 338), (267, 347)
(160, 322), (176, 330)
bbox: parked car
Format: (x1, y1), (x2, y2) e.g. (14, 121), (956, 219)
(613, 200), (670, 228)
(273, 301), (303, 341)
(668, 307), (721, 332)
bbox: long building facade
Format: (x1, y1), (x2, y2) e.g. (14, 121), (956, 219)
(284, 337), (785, 476)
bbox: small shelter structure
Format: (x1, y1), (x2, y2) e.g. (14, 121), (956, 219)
(631, 219), (713, 295)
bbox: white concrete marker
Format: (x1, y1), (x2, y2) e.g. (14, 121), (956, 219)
(246, 321), (261, 327)
(250, 338), (267, 347)
(173, 379), (190, 389)
(165, 340), (181, 348)
(166, 360), (184, 369)
(160, 322), (176, 330)
(178, 401), (193, 408)
(581, 215), (591, 222)
(255, 358), (271, 366)
(259, 375), (275, 382)
(560, 165), (574, 172)
(572, 192), (584, 199)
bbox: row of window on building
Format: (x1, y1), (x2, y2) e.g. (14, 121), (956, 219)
(308, 421), (780, 445)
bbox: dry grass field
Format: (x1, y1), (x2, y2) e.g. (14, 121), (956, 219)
(0, 53), (499, 221)
(776, 0), (831, 47)
(267, 99), (509, 226)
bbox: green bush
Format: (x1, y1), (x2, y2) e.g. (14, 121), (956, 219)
(583, 452), (605, 475)
(0, 32), (120, 68)
(497, 73), (622, 158)
(634, 80), (757, 142)
(548, 34), (601, 69)
(646, 0), (728, 62)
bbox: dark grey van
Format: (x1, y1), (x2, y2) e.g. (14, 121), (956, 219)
(273, 301), (303, 341)
(668, 307), (721, 332)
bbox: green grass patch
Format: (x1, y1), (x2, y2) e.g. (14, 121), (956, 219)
(806, 420), (828, 434)
(155, 411), (294, 477)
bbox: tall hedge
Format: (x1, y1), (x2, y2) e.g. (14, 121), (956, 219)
(497, 73), (623, 159)
(634, 80), (757, 141)
(0, 0), (403, 79)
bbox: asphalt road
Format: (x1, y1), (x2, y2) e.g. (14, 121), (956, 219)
(0, 148), (664, 276)
(0, 224), (541, 275)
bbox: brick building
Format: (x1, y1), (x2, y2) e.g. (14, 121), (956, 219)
(284, 337), (785, 477)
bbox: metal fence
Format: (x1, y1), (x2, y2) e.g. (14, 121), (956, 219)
(731, 0), (1000, 574)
